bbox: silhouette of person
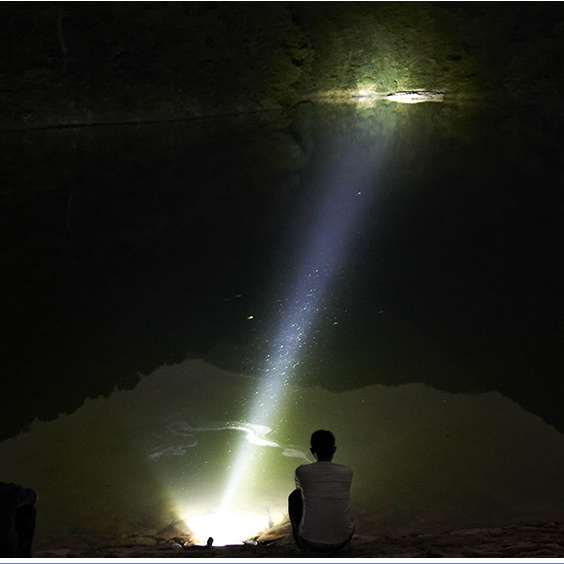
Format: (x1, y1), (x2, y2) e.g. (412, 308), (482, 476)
(288, 430), (353, 552)
(0, 482), (37, 557)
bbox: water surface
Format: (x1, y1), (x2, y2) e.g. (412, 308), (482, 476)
(2, 100), (563, 545)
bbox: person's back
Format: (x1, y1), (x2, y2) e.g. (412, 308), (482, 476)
(289, 430), (353, 551)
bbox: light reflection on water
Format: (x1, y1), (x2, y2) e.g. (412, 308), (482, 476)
(1, 358), (563, 547)
(2, 101), (564, 549)
(4, 101), (564, 440)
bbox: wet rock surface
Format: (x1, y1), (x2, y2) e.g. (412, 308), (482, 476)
(35, 520), (564, 558)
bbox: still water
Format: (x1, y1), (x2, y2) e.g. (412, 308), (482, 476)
(2, 101), (564, 546)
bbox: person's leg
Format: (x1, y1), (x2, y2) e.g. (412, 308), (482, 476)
(15, 505), (36, 557)
(287, 489), (303, 547)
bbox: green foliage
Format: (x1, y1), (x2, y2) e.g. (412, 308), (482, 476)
(291, 3), (456, 93)
(294, 2), (564, 96)
(0, 2), (563, 127)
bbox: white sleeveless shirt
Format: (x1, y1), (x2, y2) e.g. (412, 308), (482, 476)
(294, 461), (353, 545)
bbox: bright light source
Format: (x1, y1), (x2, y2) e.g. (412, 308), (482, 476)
(386, 91), (444, 103)
(187, 510), (269, 546)
(350, 86), (444, 105)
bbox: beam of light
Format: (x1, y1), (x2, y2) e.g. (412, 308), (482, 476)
(186, 140), (388, 544)
(225, 147), (382, 497)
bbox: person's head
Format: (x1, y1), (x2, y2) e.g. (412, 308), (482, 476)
(310, 429), (336, 461)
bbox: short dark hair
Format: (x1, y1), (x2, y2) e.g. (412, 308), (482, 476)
(310, 429), (335, 458)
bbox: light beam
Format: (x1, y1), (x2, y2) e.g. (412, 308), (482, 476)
(222, 147), (382, 510)
(187, 139), (389, 543)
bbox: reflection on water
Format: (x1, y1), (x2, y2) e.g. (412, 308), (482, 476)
(1, 359), (564, 547)
(147, 420), (294, 461)
(2, 100), (564, 545)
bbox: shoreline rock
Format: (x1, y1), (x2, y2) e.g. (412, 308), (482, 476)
(34, 520), (564, 558)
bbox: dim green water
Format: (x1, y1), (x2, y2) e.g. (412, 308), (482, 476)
(2, 100), (564, 546)
(1, 359), (564, 546)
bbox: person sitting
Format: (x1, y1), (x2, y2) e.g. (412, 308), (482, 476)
(288, 429), (353, 552)
(0, 482), (37, 557)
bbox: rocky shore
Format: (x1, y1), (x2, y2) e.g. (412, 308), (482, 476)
(35, 520), (564, 559)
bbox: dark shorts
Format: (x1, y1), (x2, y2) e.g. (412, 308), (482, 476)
(288, 489), (353, 552)
(297, 533), (353, 552)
